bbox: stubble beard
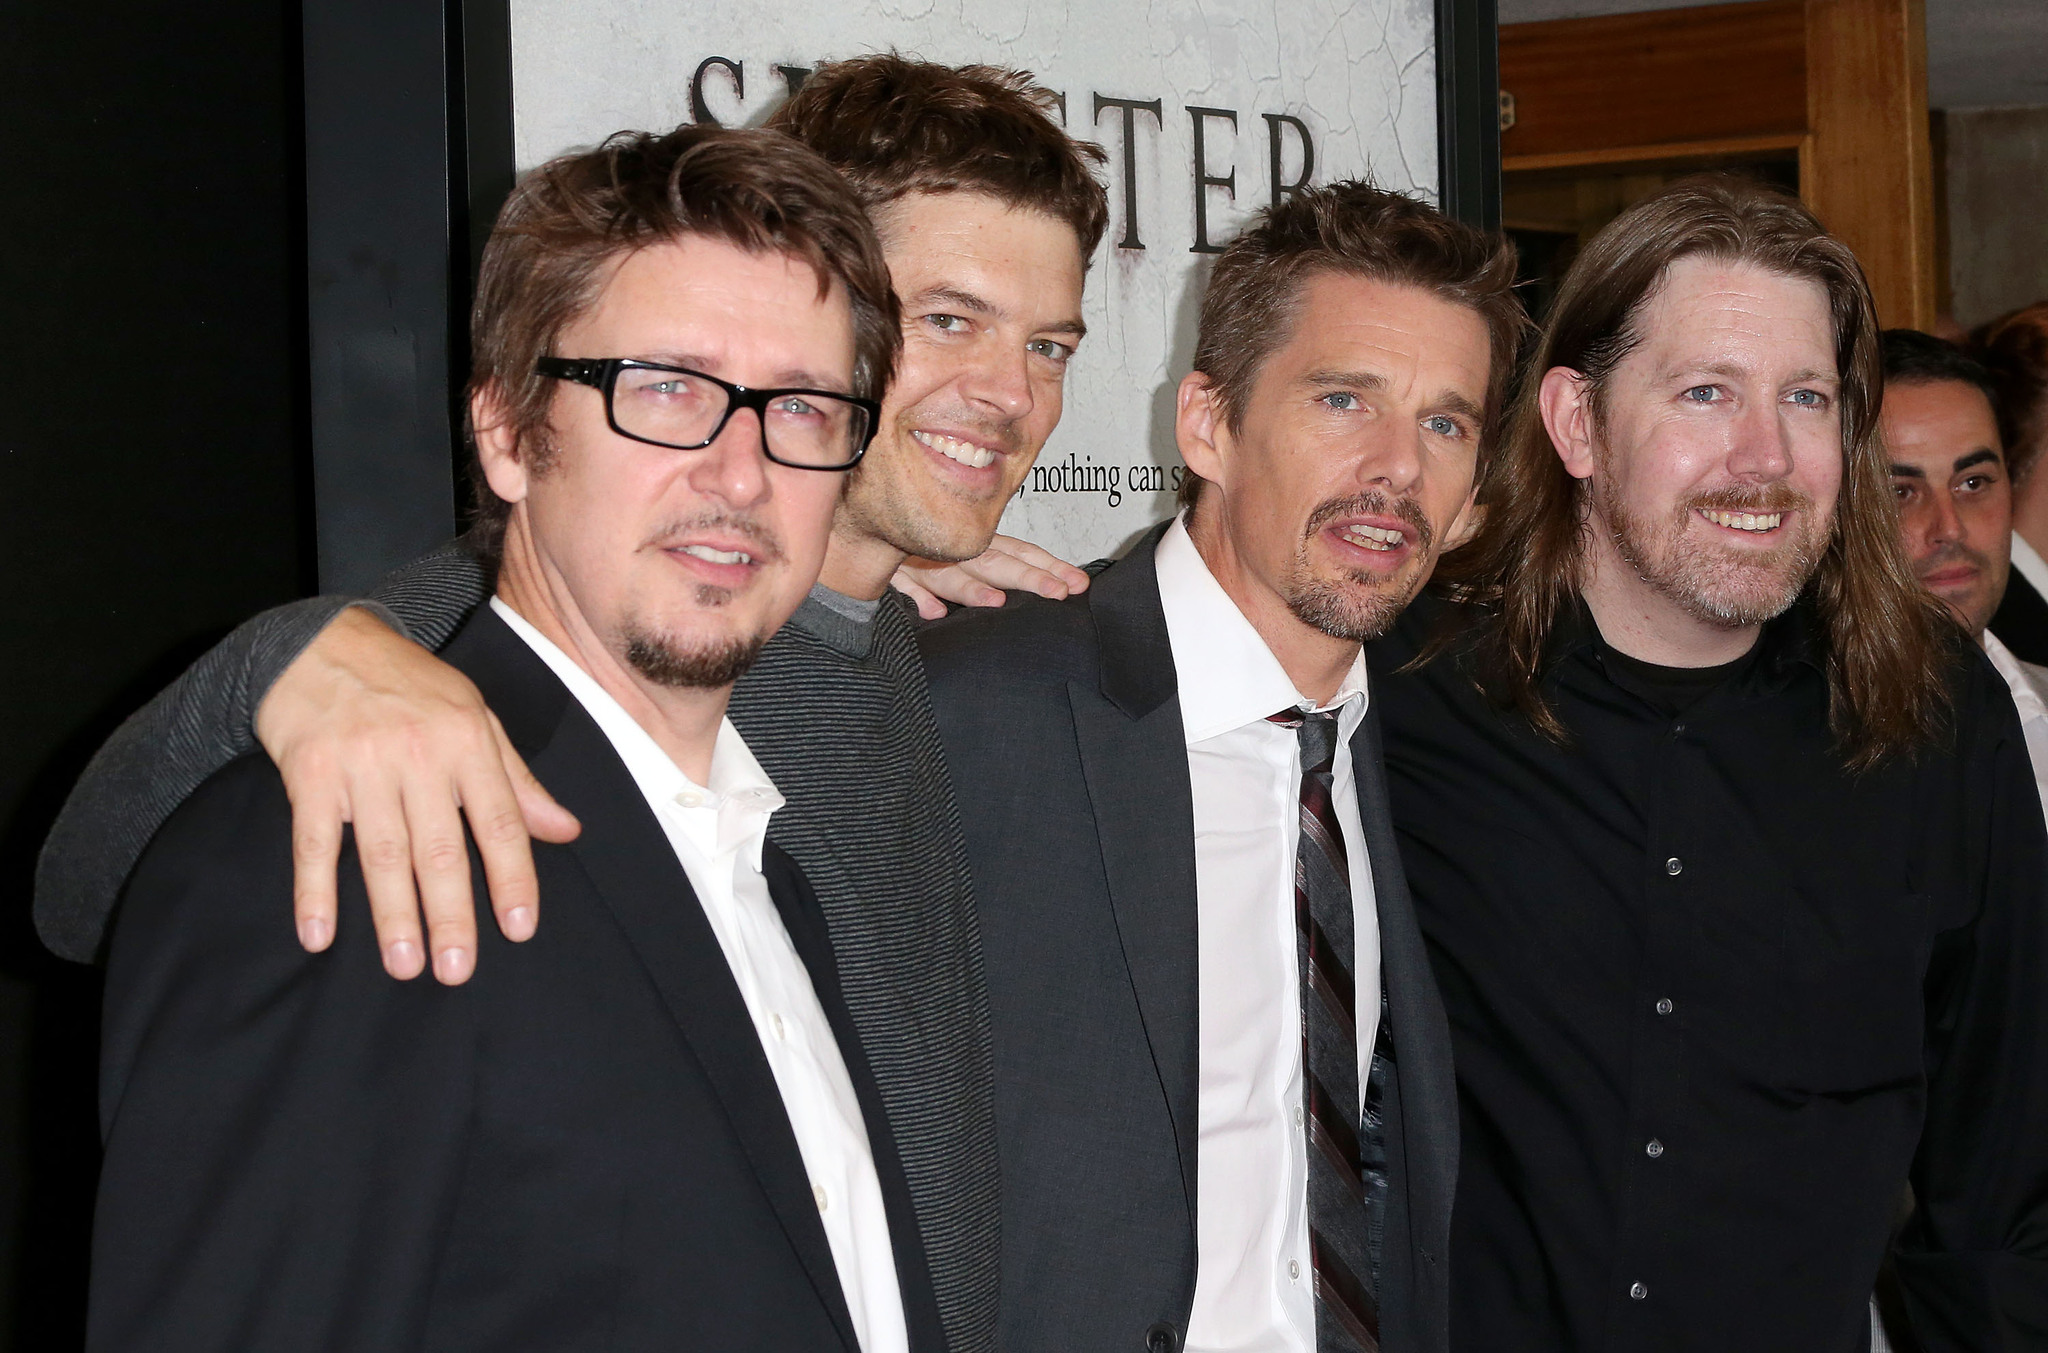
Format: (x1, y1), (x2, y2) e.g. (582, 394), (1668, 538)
(623, 511), (778, 688)
(1593, 459), (1831, 627)
(1282, 492), (1437, 643)
(839, 406), (1028, 564)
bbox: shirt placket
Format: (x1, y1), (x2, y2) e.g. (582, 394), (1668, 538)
(1602, 705), (1696, 1349)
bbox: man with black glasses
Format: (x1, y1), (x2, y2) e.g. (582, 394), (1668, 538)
(90, 122), (945, 1353)
(42, 57), (1105, 1353)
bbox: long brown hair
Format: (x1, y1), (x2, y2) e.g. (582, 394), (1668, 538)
(1434, 174), (1952, 768)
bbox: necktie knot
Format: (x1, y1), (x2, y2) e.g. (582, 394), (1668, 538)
(1271, 706), (1342, 775)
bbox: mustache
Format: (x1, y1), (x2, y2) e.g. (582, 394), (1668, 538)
(1304, 492), (1435, 551)
(1686, 483), (1813, 516)
(641, 511), (785, 564)
(1916, 540), (1990, 579)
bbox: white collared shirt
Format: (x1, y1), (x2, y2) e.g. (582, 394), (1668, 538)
(2011, 531), (2048, 605)
(491, 599), (908, 1353)
(1153, 520), (1382, 1353)
(1983, 629), (2048, 827)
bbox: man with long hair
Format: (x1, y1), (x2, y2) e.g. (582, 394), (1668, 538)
(1371, 176), (2048, 1348)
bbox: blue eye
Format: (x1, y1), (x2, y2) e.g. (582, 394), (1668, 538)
(1683, 385), (1718, 403)
(1425, 415), (1461, 437)
(1787, 388), (1825, 408)
(1322, 392), (1361, 411)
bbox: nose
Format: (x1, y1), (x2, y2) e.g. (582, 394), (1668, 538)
(687, 406), (773, 509)
(1922, 483), (1964, 548)
(1357, 419), (1426, 499)
(957, 339), (1034, 423)
(1728, 400), (1796, 482)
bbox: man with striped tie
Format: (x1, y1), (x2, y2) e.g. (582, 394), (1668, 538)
(920, 181), (1524, 1353)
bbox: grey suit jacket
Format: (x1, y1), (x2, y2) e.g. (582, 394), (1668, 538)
(919, 521), (1458, 1353)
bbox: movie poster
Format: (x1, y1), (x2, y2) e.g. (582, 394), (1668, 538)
(511, 0), (1439, 563)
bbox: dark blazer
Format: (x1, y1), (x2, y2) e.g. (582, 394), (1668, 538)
(919, 522), (1459, 1353)
(1990, 563), (2048, 666)
(90, 607), (945, 1353)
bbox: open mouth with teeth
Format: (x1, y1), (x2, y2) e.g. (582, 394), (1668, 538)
(912, 429), (997, 470)
(678, 544), (754, 566)
(1698, 508), (1784, 533)
(1338, 523), (1407, 552)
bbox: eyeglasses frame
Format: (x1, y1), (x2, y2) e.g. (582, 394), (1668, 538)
(535, 356), (880, 471)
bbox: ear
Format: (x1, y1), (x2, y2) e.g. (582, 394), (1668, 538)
(472, 382), (531, 507)
(1441, 491), (1486, 553)
(1539, 366), (1598, 482)
(1176, 371), (1230, 488)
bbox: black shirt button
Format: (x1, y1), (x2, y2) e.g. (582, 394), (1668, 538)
(1656, 997), (1674, 1015)
(1646, 1138), (1665, 1158)
(1665, 856), (1683, 876)
(1630, 1281), (1650, 1301)
(1672, 721), (1686, 736)
(1145, 1322), (1181, 1353)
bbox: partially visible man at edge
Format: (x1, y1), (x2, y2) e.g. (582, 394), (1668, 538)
(1974, 302), (2048, 662)
(1371, 175), (2048, 1350)
(1882, 326), (2048, 819)
(37, 56), (1107, 1353)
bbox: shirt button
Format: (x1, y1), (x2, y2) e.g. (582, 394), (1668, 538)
(1288, 1259), (1301, 1280)
(1655, 997), (1674, 1015)
(675, 789), (704, 808)
(1665, 856), (1683, 876)
(1630, 1281), (1649, 1301)
(1294, 1105), (1305, 1128)
(770, 1012), (787, 1041)
(1646, 1138), (1665, 1158)
(1672, 721), (1686, 736)
(813, 1183), (829, 1212)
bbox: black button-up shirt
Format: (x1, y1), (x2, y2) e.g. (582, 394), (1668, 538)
(1369, 595), (2048, 1352)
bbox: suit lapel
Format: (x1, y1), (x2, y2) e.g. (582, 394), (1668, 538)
(449, 610), (863, 1353)
(1072, 524), (1203, 1220)
(1347, 690), (1458, 1274)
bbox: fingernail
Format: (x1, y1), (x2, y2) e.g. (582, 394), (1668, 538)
(298, 916), (333, 951)
(434, 947), (473, 983)
(507, 906), (535, 940)
(386, 939), (422, 977)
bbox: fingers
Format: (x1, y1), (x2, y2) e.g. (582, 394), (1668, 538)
(288, 776), (347, 954)
(983, 535), (1090, 596)
(348, 780), (429, 980)
(465, 716), (570, 947)
(889, 569), (955, 620)
(403, 776), (481, 985)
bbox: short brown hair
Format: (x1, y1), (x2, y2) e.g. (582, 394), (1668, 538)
(1436, 173), (1952, 768)
(766, 54), (1109, 259)
(464, 123), (901, 559)
(1179, 180), (1526, 514)
(1972, 300), (2048, 483)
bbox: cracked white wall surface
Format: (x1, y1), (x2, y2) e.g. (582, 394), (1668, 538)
(511, 0), (1438, 562)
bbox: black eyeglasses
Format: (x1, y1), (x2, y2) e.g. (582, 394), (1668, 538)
(536, 357), (879, 470)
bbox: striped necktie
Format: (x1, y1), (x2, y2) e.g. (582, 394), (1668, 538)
(1270, 707), (1388, 1353)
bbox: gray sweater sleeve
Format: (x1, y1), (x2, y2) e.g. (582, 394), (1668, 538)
(33, 540), (493, 963)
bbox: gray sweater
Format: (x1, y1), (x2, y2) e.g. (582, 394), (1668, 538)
(36, 540), (1000, 1353)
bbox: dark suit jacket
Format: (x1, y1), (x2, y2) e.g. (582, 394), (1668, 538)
(90, 607), (945, 1353)
(919, 522), (1459, 1353)
(1990, 564), (2048, 666)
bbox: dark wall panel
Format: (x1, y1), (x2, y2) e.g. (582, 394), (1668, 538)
(0, 0), (312, 1343)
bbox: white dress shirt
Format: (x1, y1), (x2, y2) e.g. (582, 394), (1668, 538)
(1153, 520), (1381, 1353)
(1983, 629), (2048, 826)
(492, 599), (908, 1353)
(2010, 531), (2048, 605)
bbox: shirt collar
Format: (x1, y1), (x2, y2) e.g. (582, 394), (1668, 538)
(2011, 532), (2048, 602)
(1552, 590), (1826, 691)
(1154, 515), (1370, 746)
(489, 597), (784, 867)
